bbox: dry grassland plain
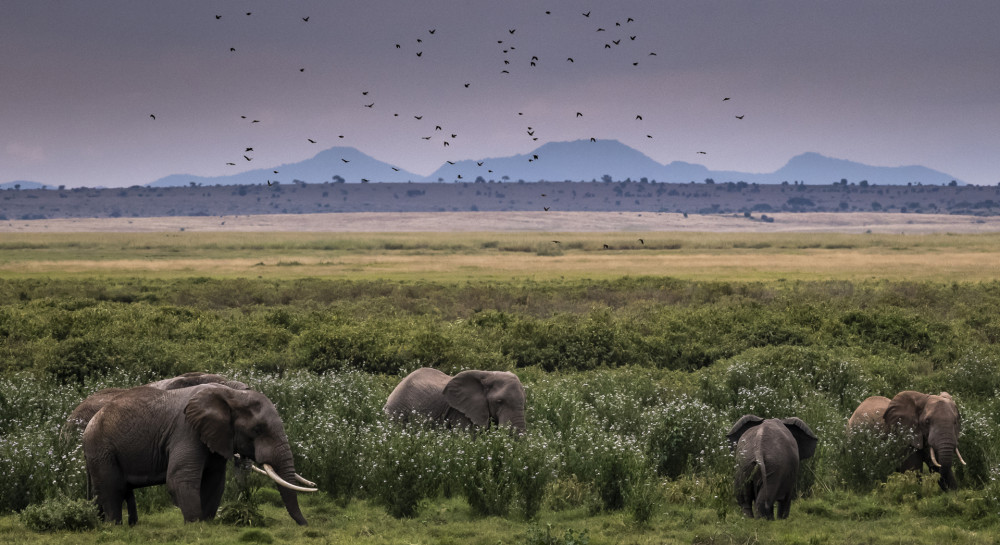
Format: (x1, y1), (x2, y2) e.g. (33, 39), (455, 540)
(1, 212), (998, 281)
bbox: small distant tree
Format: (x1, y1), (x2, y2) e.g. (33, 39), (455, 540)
(601, 174), (613, 183)
(949, 180), (958, 187)
(332, 175), (345, 183)
(859, 180), (869, 187)
(704, 178), (715, 184)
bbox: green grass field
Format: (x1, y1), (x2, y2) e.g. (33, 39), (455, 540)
(2, 230), (1000, 544)
(1, 231), (998, 281)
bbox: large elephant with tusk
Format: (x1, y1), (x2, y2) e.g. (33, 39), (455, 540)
(83, 383), (317, 525)
(848, 391), (966, 490)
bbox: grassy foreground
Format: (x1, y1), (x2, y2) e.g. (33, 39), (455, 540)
(2, 230), (1000, 544)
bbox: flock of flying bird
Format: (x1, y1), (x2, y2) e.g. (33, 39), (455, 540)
(148, 9), (747, 198)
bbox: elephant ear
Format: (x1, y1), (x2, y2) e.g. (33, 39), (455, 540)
(726, 414), (765, 448)
(884, 391), (926, 451)
(781, 417), (818, 460)
(443, 370), (491, 426)
(184, 386), (235, 458)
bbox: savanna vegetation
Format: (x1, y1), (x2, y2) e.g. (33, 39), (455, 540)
(2, 231), (1000, 544)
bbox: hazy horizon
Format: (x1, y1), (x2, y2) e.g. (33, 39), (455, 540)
(3, 1), (998, 188)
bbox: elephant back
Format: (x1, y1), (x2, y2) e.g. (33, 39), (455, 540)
(847, 395), (891, 435)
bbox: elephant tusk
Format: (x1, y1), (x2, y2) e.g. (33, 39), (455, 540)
(929, 447), (942, 468)
(956, 448), (967, 466)
(249, 463), (269, 476)
(263, 463), (318, 493)
(294, 473), (317, 487)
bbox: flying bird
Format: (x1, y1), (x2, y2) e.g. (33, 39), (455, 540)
(435, 125), (442, 130)
(567, 57), (574, 62)
(364, 102), (374, 108)
(446, 161), (455, 164)
(215, 15), (221, 19)
(443, 141), (450, 146)
(414, 115), (423, 120)
(362, 91), (369, 95)
(582, 11), (590, 17)
(590, 137), (596, 142)
(230, 47), (236, 52)
(302, 16), (309, 22)
(723, 97), (731, 101)
(576, 112), (583, 117)
(464, 83), (470, 88)
(149, 114), (155, 120)
(391, 167), (400, 171)
(476, 161), (484, 166)
(638, 239), (644, 244)
(636, 115), (642, 120)
(416, 51), (423, 57)
(244, 155), (252, 161)
(735, 115), (744, 119)
(421, 136), (432, 140)
(603, 244), (610, 249)
(267, 180), (272, 186)
(226, 162), (235, 166)
(543, 207), (550, 211)
(341, 158), (350, 163)
(308, 139), (316, 143)
(428, 29), (436, 34)
(697, 151), (707, 154)
(299, 68), (305, 72)
(251, 119), (260, 123)
(245, 147), (253, 152)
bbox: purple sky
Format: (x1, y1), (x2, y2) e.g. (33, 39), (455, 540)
(2, 1), (998, 188)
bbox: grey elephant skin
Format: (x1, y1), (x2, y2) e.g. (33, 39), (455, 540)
(848, 391), (965, 490)
(63, 372), (249, 441)
(83, 383), (316, 525)
(727, 415), (818, 520)
(384, 368), (526, 433)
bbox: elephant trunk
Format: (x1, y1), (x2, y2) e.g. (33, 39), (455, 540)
(928, 438), (958, 491)
(260, 442), (312, 525)
(501, 412), (527, 436)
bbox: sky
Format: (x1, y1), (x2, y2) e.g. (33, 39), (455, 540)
(2, 0), (998, 188)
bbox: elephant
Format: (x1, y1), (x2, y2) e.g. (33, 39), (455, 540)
(63, 372), (249, 442)
(848, 391), (966, 490)
(82, 383), (317, 525)
(383, 367), (527, 434)
(726, 415), (818, 520)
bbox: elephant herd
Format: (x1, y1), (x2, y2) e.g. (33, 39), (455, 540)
(63, 368), (964, 525)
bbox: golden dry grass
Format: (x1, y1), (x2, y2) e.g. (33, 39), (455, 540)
(1, 212), (998, 281)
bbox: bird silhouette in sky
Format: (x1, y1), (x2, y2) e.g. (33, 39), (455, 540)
(226, 162), (235, 166)
(477, 161), (484, 166)
(215, 15), (221, 19)
(697, 151), (707, 154)
(736, 115), (745, 119)
(576, 112), (583, 117)
(723, 97), (731, 101)
(638, 238), (644, 244)
(341, 158), (350, 163)
(308, 139), (316, 143)
(149, 114), (155, 120)
(543, 206), (550, 211)
(636, 115), (642, 120)
(364, 102), (374, 108)
(243, 155), (252, 161)
(302, 16), (310, 22)
(583, 11), (591, 17)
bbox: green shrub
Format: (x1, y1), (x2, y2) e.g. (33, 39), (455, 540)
(523, 524), (589, 545)
(833, 423), (911, 491)
(217, 466), (265, 527)
(642, 395), (724, 478)
(20, 495), (100, 532)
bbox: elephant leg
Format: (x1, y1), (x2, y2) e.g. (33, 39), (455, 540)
(199, 456), (228, 520)
(87, 461), (126, 524)
(166, 458), (206, 522)
(736, 478), (755, 517)
(754, 489), (774, 520)
(125, 489), (138, 526)
(777, 498), (791, 519)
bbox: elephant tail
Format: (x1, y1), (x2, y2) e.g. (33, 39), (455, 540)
(755, 442), (768, 497)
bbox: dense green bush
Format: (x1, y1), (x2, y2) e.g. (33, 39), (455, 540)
(19, 495), (100, 532)
(4, 278), (1000, 525)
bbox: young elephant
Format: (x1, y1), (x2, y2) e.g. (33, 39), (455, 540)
(384, 367), (526, 433)
(83, 384), (317, 525)
(727, 415), (818, 520)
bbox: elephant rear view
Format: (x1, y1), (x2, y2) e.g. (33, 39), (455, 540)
(384, 368), (526, 433)
(727, 415), (818, 520)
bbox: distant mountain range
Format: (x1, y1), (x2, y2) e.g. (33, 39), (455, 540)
(3, 141), (963, 190)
